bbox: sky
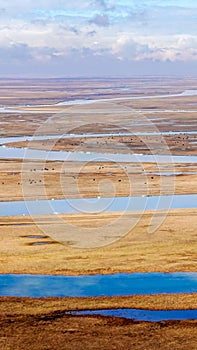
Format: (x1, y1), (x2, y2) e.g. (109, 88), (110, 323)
(0, 0), (197, 76)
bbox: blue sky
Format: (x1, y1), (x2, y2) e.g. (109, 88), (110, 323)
(0, 0), (196, 76)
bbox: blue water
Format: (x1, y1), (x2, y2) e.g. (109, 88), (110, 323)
(0, 194), (196, 216)
(0, 272), (196, 298)
(69, 308), (197, 322)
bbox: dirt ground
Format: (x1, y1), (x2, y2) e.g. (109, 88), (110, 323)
(0, 308), (197, 350)
(0, 296), (197, 350)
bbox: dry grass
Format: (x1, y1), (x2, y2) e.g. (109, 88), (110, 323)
(0, 209), (196, 274)
(1, 294), (197, 315)
(0, 159), (196, 201)
(0, 297), (197, 350)
(7, 132), (197, 155)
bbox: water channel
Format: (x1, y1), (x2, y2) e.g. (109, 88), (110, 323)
(0, 272), (196, 298)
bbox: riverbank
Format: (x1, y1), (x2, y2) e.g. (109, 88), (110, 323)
(1, 294), (197, 314)
(6, 132), (197, 156)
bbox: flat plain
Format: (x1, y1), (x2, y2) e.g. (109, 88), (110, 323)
(0, 77), (197, 349)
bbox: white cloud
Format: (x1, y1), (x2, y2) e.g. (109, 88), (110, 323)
(0, 0), (196, 75)
(0, 18), (197, 63)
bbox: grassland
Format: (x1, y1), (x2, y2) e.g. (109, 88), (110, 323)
(0, 77), (197, 349)
(0, 209), (196, 274)
(0, 158), (196, 201)
(0, 296), (197, 350)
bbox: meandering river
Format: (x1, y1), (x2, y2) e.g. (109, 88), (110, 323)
(0, 90), (196, 313)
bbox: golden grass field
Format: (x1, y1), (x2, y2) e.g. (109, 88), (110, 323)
(0, 209), (196, 274)
(0, 159), (196, 201)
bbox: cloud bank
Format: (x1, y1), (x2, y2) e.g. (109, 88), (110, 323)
(0, 0), (196, 75)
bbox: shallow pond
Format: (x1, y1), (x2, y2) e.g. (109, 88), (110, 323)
(69, 308), (197, 322)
